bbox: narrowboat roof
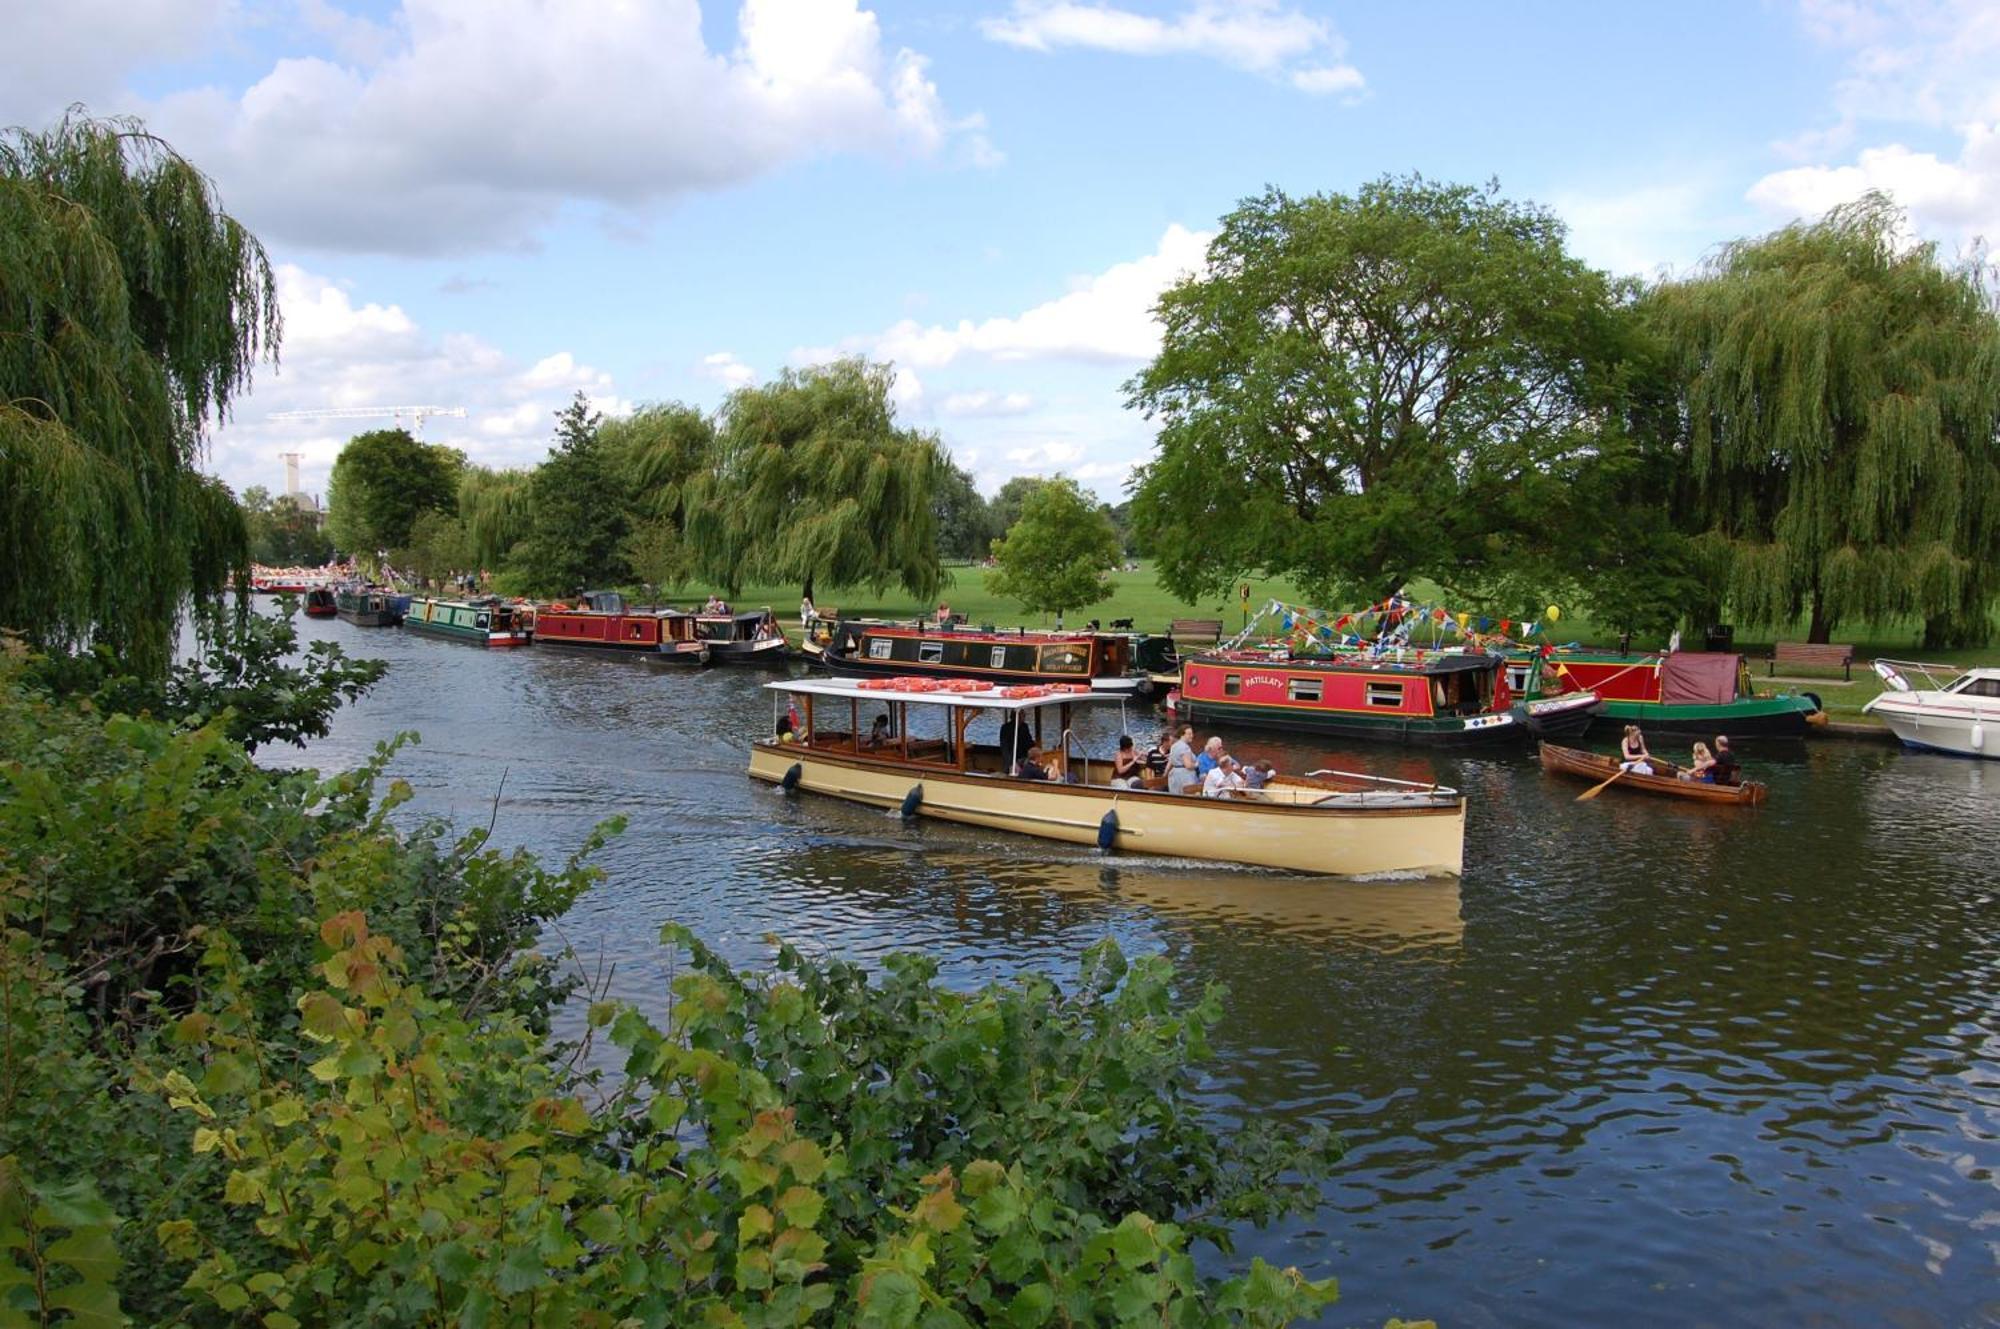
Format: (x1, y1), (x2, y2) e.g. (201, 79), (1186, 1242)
(766, 677), (1126, 712)
(845, 621), (1103, 643)
(701, 610), (773, 624)
(1190, 650), (1502, 677)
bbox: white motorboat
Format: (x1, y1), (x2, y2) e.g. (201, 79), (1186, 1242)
(1863, 660), (2000, 758)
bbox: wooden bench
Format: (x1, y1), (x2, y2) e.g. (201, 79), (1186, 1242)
(1169, 617), (1224, 643)
(1770, 641), (1854, 679)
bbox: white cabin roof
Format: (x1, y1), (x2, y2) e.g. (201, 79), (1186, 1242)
(766, 677), (1128, 712)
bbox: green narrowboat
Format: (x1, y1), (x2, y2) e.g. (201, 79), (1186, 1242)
(403, 596), (532, 648)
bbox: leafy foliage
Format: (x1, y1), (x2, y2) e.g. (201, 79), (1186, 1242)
(0, 654), (1348, 1326)
(241, 485), (335, 566)
(1129, 177), (1632, 608)
(687, 360), (945, 602)
(510, 392), (633, 595)
(933, 459), (997, 562)
(326, 428), (466, 559)
(0, 110), (278, 680)
(987, 478), (1125, 618)
(1644, 193), (2000, 645)
(457, 466), (535, 571)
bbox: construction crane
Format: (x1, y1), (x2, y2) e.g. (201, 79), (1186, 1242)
(268, 405), (467, 439)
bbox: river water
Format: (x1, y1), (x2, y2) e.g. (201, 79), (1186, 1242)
(279, 614), (1999, 1329)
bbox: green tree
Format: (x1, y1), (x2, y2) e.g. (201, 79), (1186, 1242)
(933, 458), (995, 561)
(987, 475), (1051, 538)
(325, 428), (464, 557)
(240, 485), (334, 565)
(686, 359), (944, 602)
(602, 400), (715, 591)
(1129, 177), (1630, 608)
(1644, 193), (2000, 646)
(0, 112), (278, 680)
(987, 477), (1123, 620)
(400, 509), (474, 583)
(510, 392), (631, 594)
(457, 465), (533, 570)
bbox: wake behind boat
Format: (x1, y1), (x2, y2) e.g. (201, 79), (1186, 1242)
(749, 677), (1464, 877)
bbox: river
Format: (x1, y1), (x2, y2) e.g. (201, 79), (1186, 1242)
(279, 613), (1999, 1329)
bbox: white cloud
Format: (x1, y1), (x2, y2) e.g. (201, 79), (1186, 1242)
(1552, 181), (1729, 277)
(979, 0), (1363, 96)
(941, 390), (1036, 416)
(817, 223), (1211, 371)
(110, 0), (985, 255)
(1748, 124), (2000, 244)
(206, 264), (624, 498)
(0, 0), (233, 127)
(697, 352), (758, 389)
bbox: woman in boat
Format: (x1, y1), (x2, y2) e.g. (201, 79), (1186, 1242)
(1110, 736), (1143, 788)
(1619, 725), (1654, 776)
(1678, 742), (1717, 783)
(1167, 727), (1200, 795)
(865, 713), (892, 750)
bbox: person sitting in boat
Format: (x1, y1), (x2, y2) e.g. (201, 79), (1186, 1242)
(936, 601), (953, 625)
(1145, 731), (1172, 782)
(1166, 727), (1200, 795)
(1196, 736), (1226, 777)
(865, 713), (892, 750)
(1618, 725), (1654, 776)
(1017, 744), (1051, 781)
(1201, 756), (1246, 799)
(1709, 735), (1740, 787)
(997, 713), (1022, 767)
(1678, 741), (1717, 783)
(1242, 760), (1275, 791)
(1110, 736), (1143, 788)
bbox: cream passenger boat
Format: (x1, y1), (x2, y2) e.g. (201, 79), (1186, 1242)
(748, 677), (1466, 877)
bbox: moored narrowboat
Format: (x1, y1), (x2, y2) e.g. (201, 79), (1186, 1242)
(534, 591), (710, 664)
(695, 609), (791, 664)
(1528, 650), (1822, 737)
(403, 595), (532, 647)
(820, 619), (1147, 694)
(1170, 649), (1600, 745)
(303, 587), (338, 618)
(334, 586), (405, 626)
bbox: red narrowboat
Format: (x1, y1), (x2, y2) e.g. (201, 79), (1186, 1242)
(533, 591), (711, 664)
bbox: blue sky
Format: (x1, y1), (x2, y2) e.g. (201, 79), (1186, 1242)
(7, 0), (1997, 503)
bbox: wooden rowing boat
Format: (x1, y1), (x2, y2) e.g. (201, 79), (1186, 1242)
(1537, 742), (1768, 806)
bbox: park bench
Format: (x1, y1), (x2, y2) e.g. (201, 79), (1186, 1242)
(1169, 617), (1224, 644)
(1770, 641), (1854, 680)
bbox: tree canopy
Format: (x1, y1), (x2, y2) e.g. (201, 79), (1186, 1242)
(1128, 177), (1630, 608)
(986, 477), (1123, 619)
(933, 459), (996, 561)
(0, 111), (278, 679)
(325, 428), (465, 559)
(240, 486), (334, 566)
(1644, 193), (2000, 645)
(509, 392), (632, 595)
(686, 359), (944, 602)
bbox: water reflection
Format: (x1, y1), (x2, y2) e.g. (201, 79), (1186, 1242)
(274, 611), (2000, 1329)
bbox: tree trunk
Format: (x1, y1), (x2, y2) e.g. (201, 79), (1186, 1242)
(802, 572), (815, 604)
(1806, 596), (1832, 644)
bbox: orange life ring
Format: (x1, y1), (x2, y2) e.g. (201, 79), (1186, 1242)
(1049, 683), (1092, 694)
(858, 678), (898, 690)
(939, 679), (985, 692)
(1000, 685), (1050, 699)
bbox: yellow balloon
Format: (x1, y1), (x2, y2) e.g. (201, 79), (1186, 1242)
(1546, 604), (1561, 622)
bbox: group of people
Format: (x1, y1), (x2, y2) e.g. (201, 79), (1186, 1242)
(1619, 725), (1742, 786)
(993, 720), (1275, 798)
(702, 594), (733, 614)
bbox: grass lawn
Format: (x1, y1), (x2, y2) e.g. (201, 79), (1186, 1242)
(661, 563), (2000, 726)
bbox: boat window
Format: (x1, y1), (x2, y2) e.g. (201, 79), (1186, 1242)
(476, 614), (490, 629)
(990, 646), (1008, 669)
(1223, 674), (1242, 697)
(1964, 678), (2000, 698)
(868, 638), (894, 660)
(1288, 678), (1322, 703)
(628, 622), (646, 640)
(919, 641), (944, 664)
(1506, 664), (1534, 692)
(1366, 681), (1405, 708)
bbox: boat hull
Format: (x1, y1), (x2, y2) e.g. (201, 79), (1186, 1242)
(535, 637), (710, 664)
(1863, 697), (1999, 758)
(707, 635), (792, 665)
(404, 617), (530, 647)
(1538, 742), (1767, 805)
(1172, 694), (1522, 747)
(748, 743), (1463, 877)
(1584, 694), (1820, 737)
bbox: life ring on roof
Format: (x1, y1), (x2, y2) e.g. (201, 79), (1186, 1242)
(858, 678), (899, 690)
(938, 679), (986, 692)
(1000, 685), (1051, 699)
(1048, 683), (1092, 694)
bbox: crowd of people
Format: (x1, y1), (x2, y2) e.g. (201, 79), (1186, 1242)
(998, 721), (1275, 799)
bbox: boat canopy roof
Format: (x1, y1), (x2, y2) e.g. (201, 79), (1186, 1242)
(766, 677), (1127, 712)
(1194, 650), (1501, 677)
(704, 610), (773, 624)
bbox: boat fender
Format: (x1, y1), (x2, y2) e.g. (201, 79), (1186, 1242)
(780, 762), (803, 792)
(1097, 808), (1119, 852)
(1803, 690), (1824, 715)
(900, 784), (923, 818)
(697, 646), (712, 666)
(1974, 722), (1985, 752)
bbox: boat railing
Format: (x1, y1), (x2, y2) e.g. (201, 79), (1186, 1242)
(1872, 658), (1965, 693)
(1304, 767), (1454, 795)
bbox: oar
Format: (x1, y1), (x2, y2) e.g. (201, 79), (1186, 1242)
(1575, 767), (1626, 801)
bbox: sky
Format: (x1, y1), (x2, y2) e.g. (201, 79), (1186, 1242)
(7, 0), (2000, 506)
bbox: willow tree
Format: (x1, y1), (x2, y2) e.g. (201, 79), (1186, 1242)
(603, 401), (716, 591)
(685, 359), (943, 603)
(1, 112), (278, 678)
(456, 465), (534, 570)
(1646, 194), (2000, 645)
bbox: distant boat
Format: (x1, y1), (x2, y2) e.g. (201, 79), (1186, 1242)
(1522, 649), (1822, 737)
(1864, 660), (2000, 758)
(334, 586), (404, 627)
(402, 595), (531, 648)
(303, 587), (338, 618)
(695, 609), (791, 664)
(534, 591), (711, 664)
